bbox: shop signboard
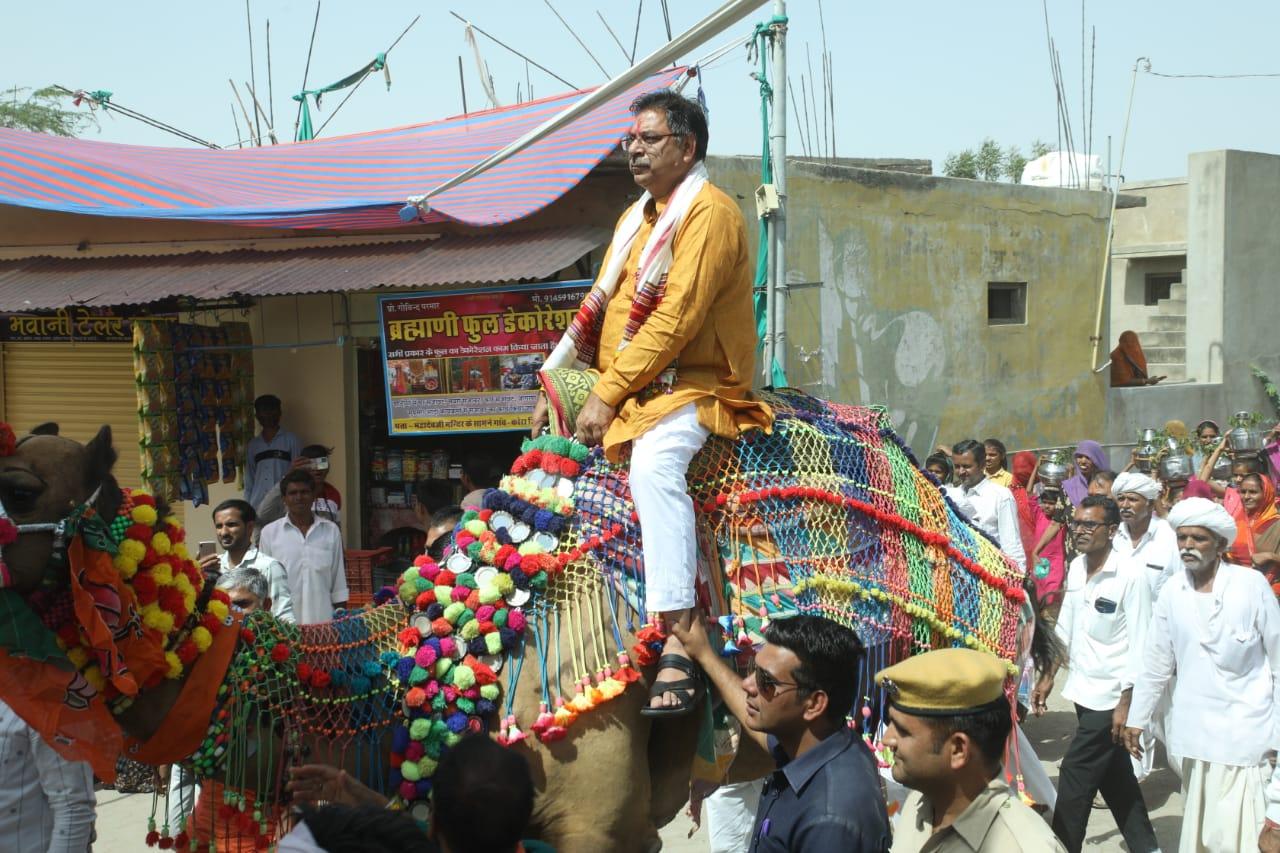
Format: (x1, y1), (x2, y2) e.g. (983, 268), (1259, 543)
(379, 281), (590, 435)
(1, 307), (135, 342)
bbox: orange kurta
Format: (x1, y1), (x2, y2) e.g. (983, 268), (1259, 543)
(592, 181), (773, 461)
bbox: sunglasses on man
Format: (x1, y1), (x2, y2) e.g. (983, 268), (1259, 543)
(748, 658), (810, 702)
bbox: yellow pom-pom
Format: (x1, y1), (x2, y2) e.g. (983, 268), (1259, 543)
(149, 562), (174, 586)
(191, 626), (213, 653)
(163, 515), (180, 528)
(164, 651), (183, 679)
(172, 543), (189, 561)
(151, 532), (171, 555)
(142, 604), (175, 635)
(182, 589), (197, 615)
(119, 539), (147, 562)
(83, 665), (107, 693)
(172, 573), (193, 596)
(131, 504), (158, 525)
(113, 554), (139, 579)
(66, 646), (90, 668)
(207, 599), (229, 622)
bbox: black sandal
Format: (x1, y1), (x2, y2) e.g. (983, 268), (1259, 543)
(640, 654), (705, 717)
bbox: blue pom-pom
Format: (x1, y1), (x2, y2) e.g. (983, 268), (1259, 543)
(426, 636), (443, 655)
(329, 670), (348, 689)
(445, 711), (469, 733)
(520, 505), (540, 524)
(468, 637), (487, 657)
(499, 627), (518, 650)
(533, 509), (555, 531)
(350, 675), (372, 694)
(546, 514), (567, 535)
(415, 779), (432, 797)
(426, 603), (445, 620)
(482, 490), (506, 510)
(391, 725), (410, 753)
(364, 660), (383, 677)
(509, 567), (528, 588)
(475, 698), (496, 716)
(396, 657), (416, 681)
(380, 650), (400, 667)
(389, 768), (403, 787)
(495, 527), (512, 546)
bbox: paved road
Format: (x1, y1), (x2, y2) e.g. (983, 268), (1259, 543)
(92, 689), (1184, 851)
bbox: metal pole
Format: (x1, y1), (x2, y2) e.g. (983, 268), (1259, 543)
(769, 1), (788, 382)
(1090, 58), (1148, 369)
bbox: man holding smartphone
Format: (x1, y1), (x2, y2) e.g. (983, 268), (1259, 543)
(199, 499), (295, 624)
(255, 445), (342, 530)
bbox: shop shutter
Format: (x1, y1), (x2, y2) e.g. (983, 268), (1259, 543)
(2, 342), (143, 491)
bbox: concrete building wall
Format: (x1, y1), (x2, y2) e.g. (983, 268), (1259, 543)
(707, 156), (1112, 456)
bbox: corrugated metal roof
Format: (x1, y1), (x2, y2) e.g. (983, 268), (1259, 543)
(0, 69), (684, 230)
(0, 226), (609, 311)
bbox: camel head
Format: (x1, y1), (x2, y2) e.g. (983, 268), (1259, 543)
(0, 422), (122, 592)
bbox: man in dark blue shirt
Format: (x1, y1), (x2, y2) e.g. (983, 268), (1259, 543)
(674, 614), (891, 852)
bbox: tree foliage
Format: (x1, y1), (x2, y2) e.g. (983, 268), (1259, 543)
(0, 86), (95, 136)
(942, 138), (1051, 183)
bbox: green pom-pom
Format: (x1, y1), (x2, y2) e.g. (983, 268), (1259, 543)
(452, 664), (476, 691)
(460, 620), (481, 640)
(479, 683), (500, 701)
(445, 732), (463, 747)
(443, 602), (466, 624)
(456, 697), (476, 714)
(435, 657), (453, 678)
(484, 631), (503, 655)
(400, 760), (421, 782)
(478, 584), (501, 605)
(409, 718), (431, 740)
(495, 574), (515, 595)
(398, 584), (417, 604)
(455, 572), (478, 590)
(431, 692), (448, 712)
(492, 609), (509, 627)
(409, 666), (429, 686)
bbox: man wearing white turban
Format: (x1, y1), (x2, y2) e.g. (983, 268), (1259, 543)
(1111, 472), (1180, 601)
(1125, 497), (1280, 853)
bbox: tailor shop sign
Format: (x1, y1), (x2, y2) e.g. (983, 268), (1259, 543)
(1, 307), (134, 342)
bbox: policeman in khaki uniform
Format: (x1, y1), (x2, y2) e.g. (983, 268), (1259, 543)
(878, 648), (1066, 852)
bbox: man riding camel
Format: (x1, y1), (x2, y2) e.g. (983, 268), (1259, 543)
(533, 89), (772, 715)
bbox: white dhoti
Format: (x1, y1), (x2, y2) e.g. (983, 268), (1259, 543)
(630, 403), (709, 614)
(706, 779), (765, 853)
(1178, 756), (1274, 853)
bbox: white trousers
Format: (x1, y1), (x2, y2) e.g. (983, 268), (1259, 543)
(1179, 756), (1272, 853)
(706, 779), (764, 853)
(630, 403), (709, 614)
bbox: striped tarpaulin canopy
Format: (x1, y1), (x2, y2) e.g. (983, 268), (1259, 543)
(0, 69), (684, 231)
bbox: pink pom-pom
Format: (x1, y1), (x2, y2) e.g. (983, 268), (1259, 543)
(415, 646), (437, 668)
(443, 685), (459, 703)
(439, 637), (457, 658)
(424, 681), (441, 698)
(476, 605), (495, 621)
(399, 781), (418, 800)
(452, 586), (469, 602)
(507, 609), (527, 632)
(404, 741), (425, 761)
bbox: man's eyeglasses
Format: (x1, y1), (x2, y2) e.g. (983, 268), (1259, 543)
(748, 658), (804, 701)
(620, 132), (679, 149)
(1067, 519), (1108, 532)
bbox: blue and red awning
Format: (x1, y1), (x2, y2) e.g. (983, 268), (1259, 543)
(0, 69), (684, 231)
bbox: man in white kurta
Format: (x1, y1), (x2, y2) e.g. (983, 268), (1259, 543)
(945, 439), (1026, 571)
(1124, 497), (1280, 853)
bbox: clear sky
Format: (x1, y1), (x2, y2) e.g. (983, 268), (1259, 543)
(6, 0), (1279, 182)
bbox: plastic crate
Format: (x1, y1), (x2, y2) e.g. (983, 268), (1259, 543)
(344, 547), (393, 608)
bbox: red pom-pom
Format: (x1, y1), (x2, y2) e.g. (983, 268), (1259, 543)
(240, 628), (255, 644)
(398, 627), (422, 649)
(255, 834), (272, 850)
(158, 835), (174, 849)
(270, 642), (290, 662)
(132, 574), (159, 605)
(158, 586), (187, 614)
(176, 639), (198, 666)
(0, 423), (16, 457)
(126, 523), (154, 543)
(296, 663), (313, 682)
(0, 518), (17, 546)
(431, 617), (452, 637)
(310, 670), (332, 689)
(133, 493), (157, 508)
(436, 569), (456, 586)
(146, 830), (161, 847)
(202, 613), (222, 633)
(217, 804), (235, 822)
(173, 831), (190, 850)
(560, 460), (580, 478)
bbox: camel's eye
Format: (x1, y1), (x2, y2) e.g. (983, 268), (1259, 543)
(0, 472), (44, 516)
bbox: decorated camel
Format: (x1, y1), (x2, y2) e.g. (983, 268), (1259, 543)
(0, 390), (1028, 851)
